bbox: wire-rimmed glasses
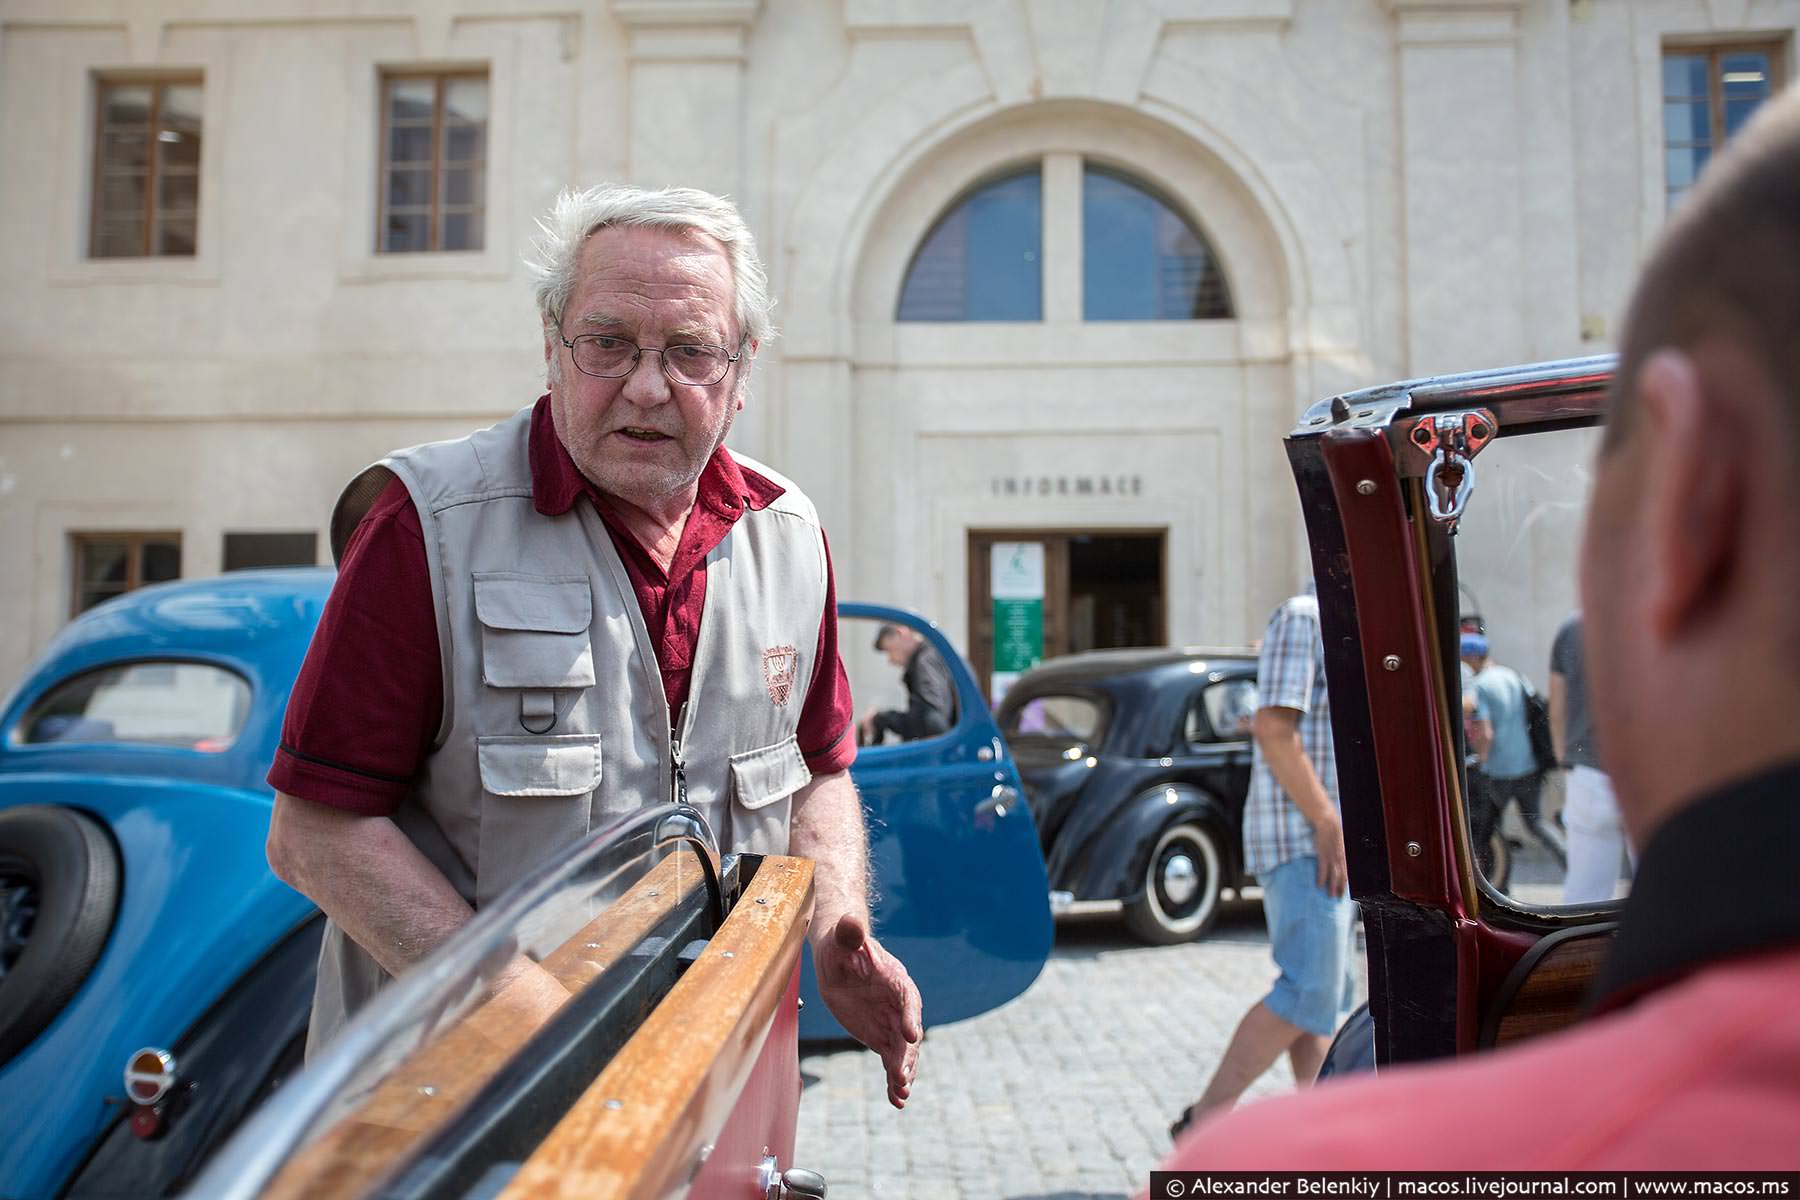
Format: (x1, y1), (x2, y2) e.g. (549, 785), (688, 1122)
(559, 333), (746, 387)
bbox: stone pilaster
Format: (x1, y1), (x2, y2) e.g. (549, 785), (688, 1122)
(1386, 0), (1530, 375)
(609, 0), (761, 197)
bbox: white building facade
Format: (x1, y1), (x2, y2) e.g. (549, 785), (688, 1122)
(0, 0), (1793, 692)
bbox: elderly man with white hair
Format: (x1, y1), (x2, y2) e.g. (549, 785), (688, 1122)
(265, 184), (921, 1108)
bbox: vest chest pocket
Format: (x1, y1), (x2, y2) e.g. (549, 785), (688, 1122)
(473, 574), (597, 689)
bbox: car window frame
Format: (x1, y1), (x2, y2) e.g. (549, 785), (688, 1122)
(837, 610), (967, 754)
(997, 685), (1113, 751)
(1178, 673), (1256, 751)
(6, 654), (256, 754)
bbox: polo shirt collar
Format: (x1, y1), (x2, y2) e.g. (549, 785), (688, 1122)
(525, 394), (783, 519)
(1591, 757), (1800, 1013)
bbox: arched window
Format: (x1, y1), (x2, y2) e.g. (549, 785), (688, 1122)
(1083, 166), (1232, 320)
(896, 168), (1041, 321)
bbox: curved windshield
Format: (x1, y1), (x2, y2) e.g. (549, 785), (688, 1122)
(13, 661), (251, 751)
(1001, 692), (1108, 745)
(193, 805), (726, 1199)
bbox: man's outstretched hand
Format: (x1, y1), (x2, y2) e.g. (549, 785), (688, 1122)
(813, 913), (923, 1108)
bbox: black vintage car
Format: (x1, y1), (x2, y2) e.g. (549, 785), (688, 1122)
(995, 647), (1257, 944)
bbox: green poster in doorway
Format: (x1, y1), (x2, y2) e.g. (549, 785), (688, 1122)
(993, 597), (1043, 673)
(990, 541), (1046, 704)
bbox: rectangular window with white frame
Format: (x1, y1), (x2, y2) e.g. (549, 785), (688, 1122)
(90, 77), (203, 258)
(378, 70), (488, 253)
(1663, 42), (1785, 210)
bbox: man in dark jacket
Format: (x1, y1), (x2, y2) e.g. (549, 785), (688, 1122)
(860, 625), (955, 744)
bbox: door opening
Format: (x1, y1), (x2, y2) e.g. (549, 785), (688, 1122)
(968, 529), (1166, 703)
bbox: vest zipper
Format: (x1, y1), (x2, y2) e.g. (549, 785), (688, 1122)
(670, 702), (689, 807)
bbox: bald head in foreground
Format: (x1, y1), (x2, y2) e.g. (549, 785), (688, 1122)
(1162, 84), (1800, 1170)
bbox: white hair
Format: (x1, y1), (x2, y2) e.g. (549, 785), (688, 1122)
(528, 183), (777, 348)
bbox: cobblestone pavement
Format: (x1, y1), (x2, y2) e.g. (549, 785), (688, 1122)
(795, 899), (1368, 1200)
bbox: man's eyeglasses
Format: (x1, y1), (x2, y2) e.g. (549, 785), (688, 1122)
(559, 333), (746, 387)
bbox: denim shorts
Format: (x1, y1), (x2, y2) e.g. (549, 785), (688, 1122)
(1260, 854), (1358, 1037)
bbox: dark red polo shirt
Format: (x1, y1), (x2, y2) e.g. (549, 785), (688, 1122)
(269, 397), (856, 815)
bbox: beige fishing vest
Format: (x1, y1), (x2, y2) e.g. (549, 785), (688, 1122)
(306, 405), (827, 1051)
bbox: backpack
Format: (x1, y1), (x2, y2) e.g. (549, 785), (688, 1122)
(1524, 685), (1556, 773)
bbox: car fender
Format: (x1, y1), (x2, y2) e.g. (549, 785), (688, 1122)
(0, 775), (314, 1198)
(1317, 1000), (1376, 1080)
(61, 915), (323, 1197)
(1075, 782), (1234, 903)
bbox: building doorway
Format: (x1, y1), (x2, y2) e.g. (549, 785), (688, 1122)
(967, 529), (1166, 703)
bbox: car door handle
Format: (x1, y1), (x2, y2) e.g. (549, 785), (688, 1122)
(975, 784), (1019, 819)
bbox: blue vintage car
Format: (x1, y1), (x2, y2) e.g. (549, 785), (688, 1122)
(0, 573), (1050, 1198)
(805, 604), (1053, 1038)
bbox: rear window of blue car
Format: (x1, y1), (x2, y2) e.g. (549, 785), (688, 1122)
(1001, 693), (1108, 745)
(12, 661), (252, 751)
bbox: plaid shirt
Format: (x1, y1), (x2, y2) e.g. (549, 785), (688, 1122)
(1241, 585), (1338, 877)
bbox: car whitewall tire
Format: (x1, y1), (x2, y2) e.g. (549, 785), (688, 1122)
(1124, 820), (1224, 945)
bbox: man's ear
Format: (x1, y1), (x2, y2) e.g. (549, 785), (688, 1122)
(1636, 348), (1744, 641)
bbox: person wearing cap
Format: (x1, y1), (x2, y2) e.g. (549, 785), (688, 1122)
(859, 624), (955, 745)
(1158, 81), (1800, 1169)
(1458, 634), (1498, 876)
(263, 183), (921, 1110)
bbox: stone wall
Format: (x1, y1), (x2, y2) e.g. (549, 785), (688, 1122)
(1, 0), (1794, 689)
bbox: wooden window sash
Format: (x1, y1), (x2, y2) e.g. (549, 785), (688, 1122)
(91, 79), (201, 258)
(378, 69), (487, 253)
(145, 85), (161, 256)
(428, 75), (443, 250)
(1663, 40), (1786, 206)
(70, 531), (180, 616)
(1707, 42), (1786, 145)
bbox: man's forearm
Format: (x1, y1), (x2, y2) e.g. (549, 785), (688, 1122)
(787, 769), (869, 945)
(268, 793), (473, 978)
(1259, 725), (1336, 830)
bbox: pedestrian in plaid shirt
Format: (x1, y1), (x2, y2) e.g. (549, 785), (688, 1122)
(1170, 581), (1357, 1136)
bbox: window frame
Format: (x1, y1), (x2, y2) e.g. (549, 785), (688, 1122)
(69, 531), (183, 617)
(895, 162), (1044, 322)
(1662, 40), (1787, 210)
(88, 76), (203, 259)
(998, 688), (1112, 747)
(9, 656), (253, 752)
(1080, 161), (1235, 322)
(1184, 676), (1257, 750)
(376, 69), (489, 254)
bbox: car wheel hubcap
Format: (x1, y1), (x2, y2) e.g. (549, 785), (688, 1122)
(0, 875), (37, 980)
(1144, 824), (1221, 935)
(1161, 854), (1199, 906)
